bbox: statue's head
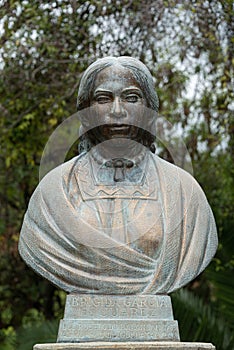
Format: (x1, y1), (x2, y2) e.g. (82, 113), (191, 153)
(77, 56), (159, 111)
(77, 57), (159, 153)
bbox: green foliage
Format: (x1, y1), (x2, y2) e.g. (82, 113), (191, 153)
(16, 320), (58, 350)
(206, 264), (234, 330)
(0, 326), (16, 350)
(172, 289), (234, 350)
(0, 0), (233, 349)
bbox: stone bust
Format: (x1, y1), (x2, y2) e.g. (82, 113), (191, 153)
(19, 56), (218, 295)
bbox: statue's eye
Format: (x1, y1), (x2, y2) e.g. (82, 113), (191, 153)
(125, 94), (140, 103)
(96, 95), (111, 104)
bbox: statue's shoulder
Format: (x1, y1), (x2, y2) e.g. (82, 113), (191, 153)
(152, 153), (205, 197)
(40, 153), (85, 183)
(26, 153), (87, 210)
(152, 153), (191, 176)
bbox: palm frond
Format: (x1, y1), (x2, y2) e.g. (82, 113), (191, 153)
(205, 265), (234, 329)
(172, 288), (234, 350)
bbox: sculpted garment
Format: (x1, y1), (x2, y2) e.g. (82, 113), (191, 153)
(19, 151), (218, 294)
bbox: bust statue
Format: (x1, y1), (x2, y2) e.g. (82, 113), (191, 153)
(19, 56), (218, 295)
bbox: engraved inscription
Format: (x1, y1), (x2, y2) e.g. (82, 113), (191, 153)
(65, 295), (173, 320)
(58, 319), (180, 342)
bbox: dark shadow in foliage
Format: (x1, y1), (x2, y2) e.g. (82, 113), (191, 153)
(172, 288), (234, 350)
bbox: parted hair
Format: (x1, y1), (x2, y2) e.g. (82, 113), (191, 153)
(77, 56), (159, 112)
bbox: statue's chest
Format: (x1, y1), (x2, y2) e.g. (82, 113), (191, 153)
(78, 197), (164, 259)
(68, 154), (163, 259)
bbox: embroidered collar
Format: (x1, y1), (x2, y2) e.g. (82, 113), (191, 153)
(74, 152), (158, 201)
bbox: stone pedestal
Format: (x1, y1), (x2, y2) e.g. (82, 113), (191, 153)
(33, 341), (216, 349)
(57, 295), (179, 342)
(33, 295), (216, 349)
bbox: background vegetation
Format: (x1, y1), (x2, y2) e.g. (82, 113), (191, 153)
(0, 1), (233, 349)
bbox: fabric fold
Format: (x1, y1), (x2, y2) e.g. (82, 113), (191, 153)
(19, 152), (218, 294)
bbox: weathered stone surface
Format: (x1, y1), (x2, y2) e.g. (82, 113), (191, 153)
(57, 295), (179, 343)
(19, 56), (218, 295)
(19, 57), (218, 350)
(33, 341), (216, 350)
(63, 295), (174, 319)
(58, 319), (179, 343)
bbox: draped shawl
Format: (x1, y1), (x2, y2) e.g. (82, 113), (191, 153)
(19, 152), (218, 294)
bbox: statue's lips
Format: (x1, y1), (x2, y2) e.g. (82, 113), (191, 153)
(101, 124), (136, 137)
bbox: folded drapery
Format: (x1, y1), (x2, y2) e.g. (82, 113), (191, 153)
(19, 151), (217, 294)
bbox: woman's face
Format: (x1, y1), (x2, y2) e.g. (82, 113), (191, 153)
(88, 64), (148, 141)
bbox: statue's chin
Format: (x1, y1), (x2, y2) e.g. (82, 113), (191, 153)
(93, 137), (146, 161)
(79, 125), (155, 154)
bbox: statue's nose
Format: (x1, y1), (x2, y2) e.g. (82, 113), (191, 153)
(111, 97), (126, 118)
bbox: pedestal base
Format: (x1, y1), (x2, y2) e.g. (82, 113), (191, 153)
(57, 295), (179, 342)
(35, 295), (215, 349)
(33, 341), (216, 350)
